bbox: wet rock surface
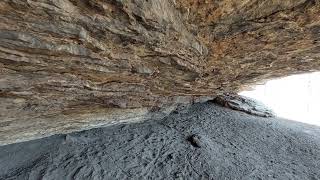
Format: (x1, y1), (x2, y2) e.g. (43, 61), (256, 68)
(1, 102), (320, 180)
(212, 94), (275, 117)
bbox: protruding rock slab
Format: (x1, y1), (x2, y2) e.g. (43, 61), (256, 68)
(212, 94), (275, 117)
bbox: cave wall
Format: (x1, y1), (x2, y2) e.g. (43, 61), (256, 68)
(1, 0), (320, 145)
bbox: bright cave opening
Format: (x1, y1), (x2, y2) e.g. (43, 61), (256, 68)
(240, 72), (320, 126)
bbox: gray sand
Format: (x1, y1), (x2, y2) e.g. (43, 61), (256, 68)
(1, 102), (320, 180)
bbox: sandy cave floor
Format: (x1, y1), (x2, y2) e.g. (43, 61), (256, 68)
(1, 102), (320, 180)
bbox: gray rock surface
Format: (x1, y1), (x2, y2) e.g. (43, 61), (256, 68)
(1, 102), (320, 180)
(212, 94), (275, 117)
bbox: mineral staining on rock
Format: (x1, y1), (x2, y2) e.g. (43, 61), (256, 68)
(1, 0), (320, 144)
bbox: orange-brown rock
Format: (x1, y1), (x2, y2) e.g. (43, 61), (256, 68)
(0, 0), (320, 145)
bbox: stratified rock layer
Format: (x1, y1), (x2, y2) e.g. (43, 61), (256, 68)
(1, 0), (320, 144)
(212, 94), (275, 117)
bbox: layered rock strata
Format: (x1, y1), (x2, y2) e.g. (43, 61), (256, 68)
(1, 0), (320, 144)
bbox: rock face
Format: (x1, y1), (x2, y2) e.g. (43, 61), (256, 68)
(212, 94), (275, 117)
(1, 0), (320, 144)
(1, 102), (320, 179)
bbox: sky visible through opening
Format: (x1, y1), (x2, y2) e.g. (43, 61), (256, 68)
(240, 72), (320, 126)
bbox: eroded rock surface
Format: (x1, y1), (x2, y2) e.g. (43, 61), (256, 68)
(213, 93), (275, 117)
(1, 103), (320, 179)
(1, 0), (320, 144)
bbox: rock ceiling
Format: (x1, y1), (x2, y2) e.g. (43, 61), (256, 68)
(0, 0), (320, 144)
